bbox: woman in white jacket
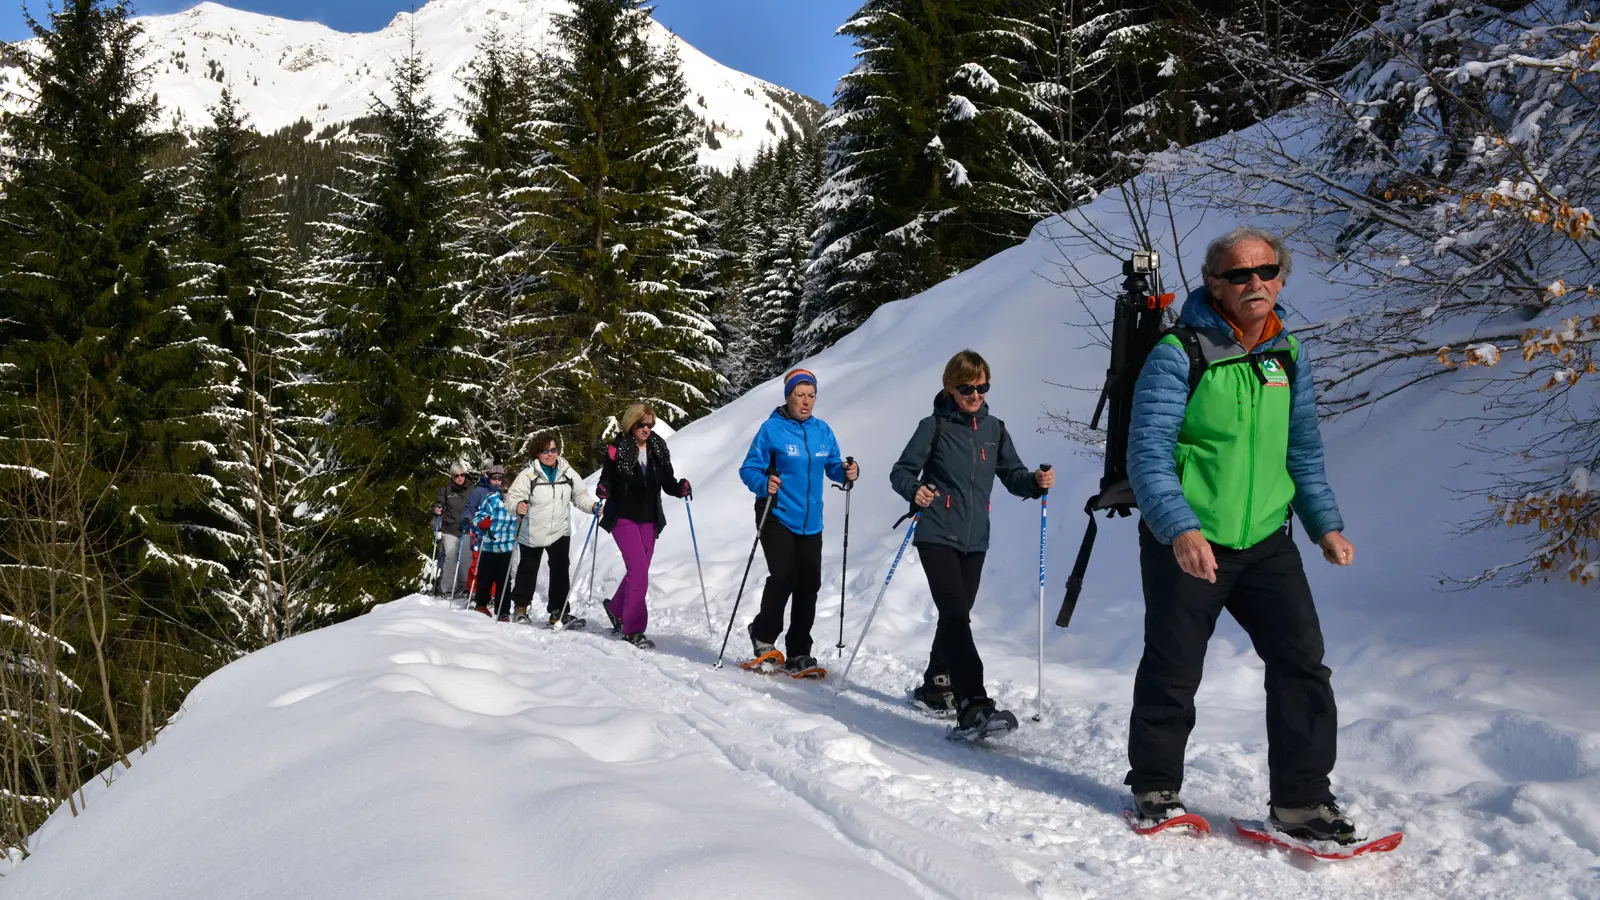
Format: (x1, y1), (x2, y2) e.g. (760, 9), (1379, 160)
(506, 431), (601, 627)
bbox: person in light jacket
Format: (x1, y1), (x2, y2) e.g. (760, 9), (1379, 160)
(505, 431), (601, 627)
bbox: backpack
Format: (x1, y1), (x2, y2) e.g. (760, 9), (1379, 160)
(1054, 265), (1175, 627)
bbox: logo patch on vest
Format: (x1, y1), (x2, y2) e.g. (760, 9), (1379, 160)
(786, 444), (801, 456)
(1260, 357), (1290, 387)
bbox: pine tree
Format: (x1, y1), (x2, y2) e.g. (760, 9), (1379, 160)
(0, 0), (237, 837)
(181, 88), (314, 645)
(452, 29), (539, 461)
(302, 40), (481, 609)
(521, 0), (723, 458)
(800, 0), (1040, 355)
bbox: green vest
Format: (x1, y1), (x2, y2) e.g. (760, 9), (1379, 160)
(1165, 332), (1299, 550)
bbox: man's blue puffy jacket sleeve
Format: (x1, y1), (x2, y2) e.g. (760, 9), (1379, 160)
(1285, 341), (1344, 540)
(1126, 342), (1202, 545)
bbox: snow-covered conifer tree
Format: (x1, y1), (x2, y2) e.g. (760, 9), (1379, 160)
(520, 0), (722, 458)
(302, 39), (484, 609)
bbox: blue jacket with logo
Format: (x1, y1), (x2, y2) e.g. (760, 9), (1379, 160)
(738, 408), (847, 535)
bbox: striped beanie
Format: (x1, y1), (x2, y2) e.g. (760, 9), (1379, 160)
(783, 368), (817, 396)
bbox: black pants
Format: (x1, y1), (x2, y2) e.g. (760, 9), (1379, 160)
(508, 536), (572, 617)
(1126, 522), (1337, 808)
(472, 550), (513, 616)
(749, 515), (823, 658)
(918, 543), (988, 703)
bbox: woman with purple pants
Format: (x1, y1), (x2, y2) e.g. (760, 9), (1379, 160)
(596, 402), (691, 650)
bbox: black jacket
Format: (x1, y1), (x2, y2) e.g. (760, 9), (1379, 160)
(598, 432), (687, 533)
(435, 478), (472, 533)
(889, 391), (1039, 553)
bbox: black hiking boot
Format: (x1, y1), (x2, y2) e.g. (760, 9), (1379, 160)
(602, 601), (623, 634)
(912, 674), (956, 716)
(1270, 802), (1358, 845)
(1132, 790), (1188, 823)
(948, 697), (1018, 741)
(549, 611), (586, 630)
(748, 622), (778, 659)
(622, 632), (655, 650)
(784, 654), (820, 674)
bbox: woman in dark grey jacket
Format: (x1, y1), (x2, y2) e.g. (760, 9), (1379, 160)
(890, 350), (1054, 738)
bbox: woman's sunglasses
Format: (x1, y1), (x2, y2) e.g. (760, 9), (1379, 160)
(956, 383), (991, 396)
(1216, 264), (1281, 285)
(635, 421), (655, 431)
(537, 447), (559, 456)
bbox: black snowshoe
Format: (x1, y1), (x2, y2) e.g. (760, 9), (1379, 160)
(548, 611), (587, 630)
(911, 674), (957, 717)
(622, 632), (655, 650)
(946, 697), (1018, 742)
(602, 600), (623, 634)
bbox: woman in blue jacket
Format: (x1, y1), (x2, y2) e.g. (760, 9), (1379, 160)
(738, 369), (858, 673)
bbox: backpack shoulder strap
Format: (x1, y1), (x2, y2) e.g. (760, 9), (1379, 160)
(923, 416), (944, 478)
(1282, 333), (1300, 384)
(1170, 326), (1207, 398)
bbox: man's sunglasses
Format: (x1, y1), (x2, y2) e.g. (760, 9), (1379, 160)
(1216, 264), (1281, 285)
(489, 474), (503, 481)
(956, 383), (991, 396)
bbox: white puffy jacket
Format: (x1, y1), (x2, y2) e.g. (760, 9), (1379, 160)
(505, 457), (601, 548)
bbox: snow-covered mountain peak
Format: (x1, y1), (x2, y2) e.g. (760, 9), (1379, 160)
(7, 0), (819, 170)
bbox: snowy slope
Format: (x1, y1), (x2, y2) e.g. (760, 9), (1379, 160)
(7, 132), (1600, 897)
(0, 0), (816, 171)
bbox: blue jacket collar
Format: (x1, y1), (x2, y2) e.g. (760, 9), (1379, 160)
(1178, 287), (1291, 353)
(769, 406), (817, 428)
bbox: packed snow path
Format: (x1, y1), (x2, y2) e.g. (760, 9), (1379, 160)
(6, 597), (1594, 899)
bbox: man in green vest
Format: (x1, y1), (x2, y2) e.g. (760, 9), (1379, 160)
(1124, 227), (1358, 843)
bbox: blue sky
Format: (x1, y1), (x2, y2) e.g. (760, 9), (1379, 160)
(0, 0), (861, 101)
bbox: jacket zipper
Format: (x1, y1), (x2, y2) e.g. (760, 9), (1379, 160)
(968, 415), (980, 548)
(802, 422), (813, 533)
(1241, 365), (1258, 547)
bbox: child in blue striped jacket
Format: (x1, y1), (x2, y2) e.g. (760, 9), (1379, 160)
(471, 486), (521, 619)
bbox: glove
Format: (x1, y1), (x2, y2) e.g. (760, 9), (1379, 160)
(478, 516), (491, 532)
(679, 478), (692, 500)
(596, 483), (609, 500)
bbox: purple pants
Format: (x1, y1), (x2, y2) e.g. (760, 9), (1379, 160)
(609, 518), (658, 634)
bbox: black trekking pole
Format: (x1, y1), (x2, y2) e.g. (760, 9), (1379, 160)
(714, 452), (779, 669)
(831, 457), (855, 657)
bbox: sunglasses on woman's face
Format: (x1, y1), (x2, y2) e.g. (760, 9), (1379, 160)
(636, 421), (655, 431)
(956, 383), (991, 396)
(538, 447), (559, 456)
(1217, 264), (1281, 285)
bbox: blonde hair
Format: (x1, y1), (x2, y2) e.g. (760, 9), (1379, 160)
(942, 350), (990, 394)
(619, 402), (658, 436)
